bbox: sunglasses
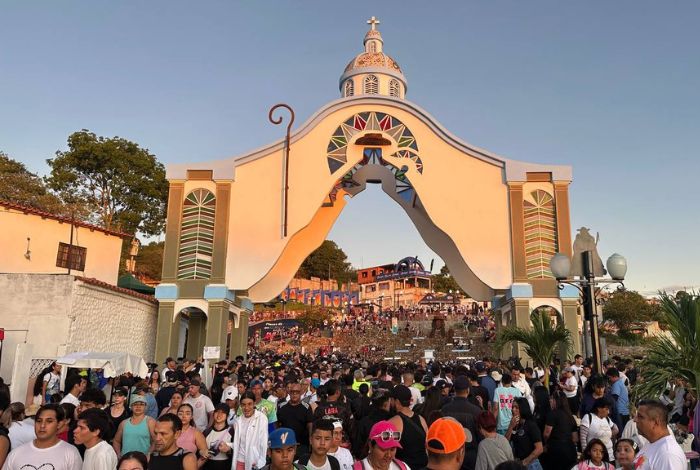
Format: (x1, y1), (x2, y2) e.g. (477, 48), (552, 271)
(372, 431), (401, 442)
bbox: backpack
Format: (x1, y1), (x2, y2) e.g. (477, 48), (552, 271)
(353, 459), (408, 470)
(297, 454), (340, 470)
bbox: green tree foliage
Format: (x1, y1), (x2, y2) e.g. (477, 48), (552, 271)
(296, 240), (355, 287)
(635, 293), (699, 399)
(0, 151), (65, 213)
(495, 308), (573, 387)
(602, 290), (655, 336)
(431, 265), (461, 293)
(134, 241), (164, 280)
(46, 130), (168, 236)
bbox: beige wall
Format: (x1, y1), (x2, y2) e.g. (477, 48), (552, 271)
(0, 208), (124, 284)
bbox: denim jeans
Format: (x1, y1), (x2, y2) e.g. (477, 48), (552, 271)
(526, 459), (543, 470)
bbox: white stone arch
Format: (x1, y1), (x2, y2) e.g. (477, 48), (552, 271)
(173, 299), (209, 320)
(529, 299), (564, 326)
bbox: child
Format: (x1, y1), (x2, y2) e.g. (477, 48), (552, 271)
(613, 439), (638, 470)
(571, 438), (614, 470)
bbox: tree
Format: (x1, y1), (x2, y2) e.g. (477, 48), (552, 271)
(296, 240), (355, 287)
(46, 130), (169, 236)
(431, 264), (461, 294)
(296, 308), (333, 331)
(494, 308), (573, 388)
(602, 290), (654, 336)
(635, 293), (699, 401)
(0, 151), (65, 213)
(134, 241), (164, 280)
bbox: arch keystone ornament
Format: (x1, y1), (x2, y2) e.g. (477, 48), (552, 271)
(155, 17), (580, 362)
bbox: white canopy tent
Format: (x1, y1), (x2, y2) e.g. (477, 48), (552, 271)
(56, 351), (149, 378)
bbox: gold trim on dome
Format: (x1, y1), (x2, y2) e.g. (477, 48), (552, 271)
(344, 52), (403, 73)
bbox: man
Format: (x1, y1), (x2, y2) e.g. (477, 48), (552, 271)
(184, 380), (215, 431)
(60, 374), (87, 406)
(510, 367), (534, 412)
(162, 357), (178, 384)
(579, 364), (592, 391)
(560, 367), (579, 414)
(312, 380), (351, 432)
(245, 379), (277, 432)
(353, 392), (392, 459)
(295, 419), (340, 470)
(440, 376), (479, 470)
(670, 378), (687, 423)
(474, 363), (496, 410)
(633, 400), (686, 470)
(41, 362), (62, 404)
(388, 385), (428, 470)
(358, 421), (404, 470)
(465, 371), (488, 410)
(606, 367), (630, 428)
(278, 381), (314, 457)
(70, 388), (107, 451)
(156, 370), (180, 413)
(2, 404), (82, 470)
(222, 387), (239, 426)
(492, 373), (521, 435)
(73, 408), (118, 470)
(150, 413), (198, 470)
(261, 427), (305, 470)
(424, 417), (467, 470)
(402, 371), (423, 408)
(113, 395), (156, 457)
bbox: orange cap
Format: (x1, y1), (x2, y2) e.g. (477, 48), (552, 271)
(426, 417), (467, 454)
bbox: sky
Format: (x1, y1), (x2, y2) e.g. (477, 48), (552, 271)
(1, 1), (699, 295)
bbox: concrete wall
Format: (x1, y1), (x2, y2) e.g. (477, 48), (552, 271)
(0, 274), (157, 398)
(0, 207), (124, 284)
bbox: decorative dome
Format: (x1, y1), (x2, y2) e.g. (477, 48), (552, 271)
(339, 17), (407, 99)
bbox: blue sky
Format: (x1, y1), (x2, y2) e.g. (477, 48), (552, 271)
(1, 1), (698, 295)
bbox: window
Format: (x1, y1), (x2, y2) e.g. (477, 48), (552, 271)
(178, 188), (216, 279)
(366, 284), (377, 293)
(364, 74), (378, 94)
(344, 79), (354, 97)
(379, 282), (390, 290)
(371, 270), (376, 276)
(389, 79), (400, 97)
(56, 242), (87, 271)
(361, 271), (368, 278)
(369, 42), (377, 53)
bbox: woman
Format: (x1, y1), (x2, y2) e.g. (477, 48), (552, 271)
(203, 404), (234, 470)
(571, 439), (614, 470)
(57, 403), (76, 442)
(118, 450), (149, 470)
(613, 439), (637, 470)
(176, 403), (209, 457)
(506, 397), (543, 470)
(532, 386), (551, 434)
(160, 390), (184, 417)
(109, 388), (131, 435)
(416, 388), (443, 425)
(148, 370), (161, 394)
(1, 403), (35, 450)
(475, 411), (513, 470)
(231, 391), (268, 470)
(580, 398), (618, 460)
(0, 407), (10, 469)
(541, 390), (577, 470)
(355, 420), (407, 470)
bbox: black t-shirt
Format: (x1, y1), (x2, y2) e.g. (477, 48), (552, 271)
(278, 401), (313, 445)
(467, 385), (489, 410)
(544, 409), (576, 445)
(510, 419), (542, 460)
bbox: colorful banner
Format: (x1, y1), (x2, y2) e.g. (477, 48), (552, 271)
(281, 288), (360, 306)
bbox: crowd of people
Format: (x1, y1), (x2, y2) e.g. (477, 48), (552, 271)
(0, 350), (696, 470)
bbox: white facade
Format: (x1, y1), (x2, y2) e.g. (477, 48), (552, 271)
(0, 274), (157, 402)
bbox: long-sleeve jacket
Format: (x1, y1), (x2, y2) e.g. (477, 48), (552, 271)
(231, 410), (269, 470)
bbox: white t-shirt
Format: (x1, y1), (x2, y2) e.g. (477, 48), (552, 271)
(359, 457), (412, 470)
(82, 440), (118, 470)
(564, 376), (578, 398)
(43, 372), (61, 395)
(60, 393), (81, 406)
(2, 439), (82, 470)
(184, 394), (215, 431)
(303, 457), (332, 470)
(237, 414), (253, 461)
(581, 414), (615, 457)
(328, 447), (354, 470)
(205, 427), (233, 461)
(633, 434), (686, 470)
(407, 385), (422, 409)
(7, 420), (36, 449)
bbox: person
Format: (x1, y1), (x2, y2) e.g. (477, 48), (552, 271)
(613, 439), (638, 470)
(109, 387), (131, 435)
(505, 397), (543, 470)
(580, 377), (607, 418)
(60, 374), (87, 407)
(2, 404), (82, 470)
(261, 427), (306, 470)
(202, 404), (234, 470)
(149, 413), (197, 470)
(353, 392), (392, 459)
(0, 408), (9, 469)
(160, 389), (184, 417)
(571, 438), (614, 470)
(232, 391), (268, 470)
(278, 381), (314, 457)
(149, 371), (161, 395)
(113, 395), (156, 457)
(440, 375), (480, 470)
(248, 379), (278, 433)
(1, 403), (35, 450)
(466, 372), (489, 411)
(402, 371), (423, 409)
(580, 398), (618, 459)
(328, 419), (353, 470)
(162, 357), (178, 385)
(559, 368), (579, 415)
(118, 450), (149, 470)
(312, 380), (352, 434)
(475, 411), (513, 470)
(175, 403), (209, 459)
(493, 374), (522, 435)
(475, 363), (496, 409)
(541, 390), (577, 470)
(605, 369), (629, 429)
(632, 400), (686, 470)
(73, 408), (118, 470)
(388, 385), (428, 470)
(511, 367), (534, 412)
(184, 381), (215, 432)
(354, 420), (408, 470)
(41, 362), (62, 404)
(295, 419), (340, 470)
(424, 417), (467, 470)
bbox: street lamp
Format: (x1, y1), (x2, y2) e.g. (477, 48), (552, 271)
(550, 250), (627, 374)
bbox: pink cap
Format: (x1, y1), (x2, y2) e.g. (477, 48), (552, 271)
(369, 421), (402, 449)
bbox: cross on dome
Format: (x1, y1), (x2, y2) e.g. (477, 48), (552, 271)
(367, 16), (380, 30)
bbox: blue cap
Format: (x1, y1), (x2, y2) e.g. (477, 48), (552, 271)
(311, 378), (321, 388)
(249, 379), (263, 387)
(269, 427), (298, 448)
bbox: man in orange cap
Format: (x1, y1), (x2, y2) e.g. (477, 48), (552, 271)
(424, 417), (467, 470)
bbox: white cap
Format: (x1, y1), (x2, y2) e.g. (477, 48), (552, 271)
(223, 388), (239, 401)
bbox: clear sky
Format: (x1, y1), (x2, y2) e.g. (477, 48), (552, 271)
(1, 1), (698, 295)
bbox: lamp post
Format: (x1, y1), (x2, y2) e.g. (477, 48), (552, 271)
(550, 251), (627, 373)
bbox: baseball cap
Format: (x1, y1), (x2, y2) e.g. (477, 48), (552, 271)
(130, 395), (147, 406)
(223, 387), (239, 401)
(426, 417), (467, 454)
(250, 379), (263, 387)
(369, 421), (402, 449)
(490, 370), (503, 382)
(269, 427), (298, 448)
(113, 387), (129, 397)
(391, 385), (412, 403)
(435, 379), (448, 390)
(453, 375), (470, 390)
